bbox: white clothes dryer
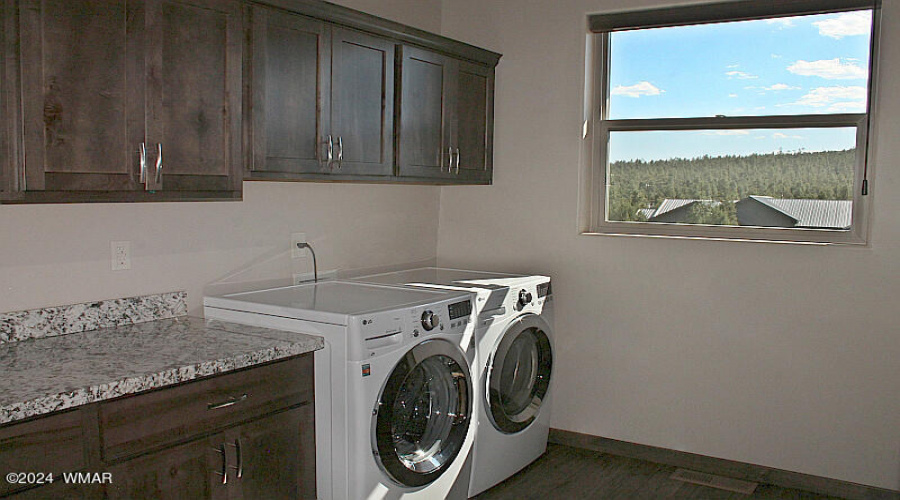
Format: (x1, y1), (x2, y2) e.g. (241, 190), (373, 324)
(351, 269), (555, 497)
(204, 281), (477, 500)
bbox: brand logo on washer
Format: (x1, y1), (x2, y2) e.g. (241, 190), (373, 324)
(362, 364), (371, 377)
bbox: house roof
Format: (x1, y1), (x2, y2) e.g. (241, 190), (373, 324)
(747, 196), (852, 229)
(646, 199), (720, 220)
(636, 208), (656, 220)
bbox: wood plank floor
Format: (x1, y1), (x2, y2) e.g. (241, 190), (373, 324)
(474, 443), (847, 499)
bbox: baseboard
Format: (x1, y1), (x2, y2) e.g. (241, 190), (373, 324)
(549, 429), (900, 500)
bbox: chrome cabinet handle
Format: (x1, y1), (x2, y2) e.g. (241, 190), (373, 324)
(207, 393), (248, 411)
(336, 136), (343, 169)
(155, 143), (163, 184)
(139, 143), (147, 184)
(228, 438), (243, 478)
(453, 148), (461, 174)
(324, 135), (333, 168)
(443, 147), (452, 173)
(212, 444), (228, 484)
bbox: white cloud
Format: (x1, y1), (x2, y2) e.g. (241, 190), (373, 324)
(726, 71), (758, 80)
(785, 86), (867, 112)
(773, 132), (803, 139)
(766, 18), (795, 29)
(827, 100), (867, 113)
(728, 93), (738, 98)
(813, 12), (871, 39)
(701, 130), (751, 136)
(771, 54), (783, 59)
(787, 58), (867, 80)
(763, 83), (800, 91)
(611, 81), (663, 98)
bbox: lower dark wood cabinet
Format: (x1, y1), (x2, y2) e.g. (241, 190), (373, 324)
(106, 438), (216, 500)
(0, 355), (315, 500)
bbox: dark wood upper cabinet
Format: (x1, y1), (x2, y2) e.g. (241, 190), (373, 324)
(144, 0), (244, 196)
(19, 0), (142, 194)
(248, 11), (394, 180)
(453, 60), (493, 183)
(330, 28), (394, 177)
(10, 0), (243, 203)
(396, 45), (453, 179)
(1, 0), (500, 202)
(250, 7), (329, 177)
(397, 46), (494, 183)
(0, 0), (13, 201)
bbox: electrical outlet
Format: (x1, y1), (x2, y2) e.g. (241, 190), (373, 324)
(291, 233), (307, 258)
(111, 241), (131, 271)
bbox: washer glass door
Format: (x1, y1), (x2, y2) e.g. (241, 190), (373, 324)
(487, 313), (553, 434)
(373, 339), (472, 488)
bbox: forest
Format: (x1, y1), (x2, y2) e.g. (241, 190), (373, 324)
(608, 149), (856, 225)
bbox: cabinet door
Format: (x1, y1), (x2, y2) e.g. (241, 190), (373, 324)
(452, 60), (493, 183)
(396, 45), (453, 179)
(106, 437), (221, 500)
(225, 405), (316, 500)
(0, 0), (14, 200)
(0, 410), (87, 497)
(250, 7), (330, 177)
(5, 480), (92, 500)
(330, 28), (394, 177)
(144, 0), (243, 197)
(18, 0), (144, 195)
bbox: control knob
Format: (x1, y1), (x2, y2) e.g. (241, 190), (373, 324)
(518, 289), (533, 308)
(421, 310), (439, 331)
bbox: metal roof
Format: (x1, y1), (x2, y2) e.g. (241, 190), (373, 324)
(748, 196), (852, 229)
(636, 208), (656, 220)
(650, 199), (720, 219)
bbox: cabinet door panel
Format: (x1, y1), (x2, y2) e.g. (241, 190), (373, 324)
(397, 46), (452, 179)
(251, 8), (329, 175)
(0, 410), (86, 497)
(19, 0), (142, 192)
(331, 28), (393, 176)
(0, 0), (12, 199)
(454, 61), (493, 183)
(227, 405), (315, 500)
(106, 438), (219, 500)
(145, 0), (242, 195)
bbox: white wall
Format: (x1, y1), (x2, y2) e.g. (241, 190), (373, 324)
(439, 0), (900, 491)
(0, 0), (443, 315)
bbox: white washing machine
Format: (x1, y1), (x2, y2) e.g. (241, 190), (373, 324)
(351, 269), (555, 497)
(203, 280), (477, 500)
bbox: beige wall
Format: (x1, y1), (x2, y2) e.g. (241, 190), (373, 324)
(0, 0), (443, 315)
(438, 0), (900, 491)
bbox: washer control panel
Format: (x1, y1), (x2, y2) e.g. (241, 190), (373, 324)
(350, 296), (475, 361)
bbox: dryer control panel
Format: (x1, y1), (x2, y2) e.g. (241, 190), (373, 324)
(348, 295), (475, 361)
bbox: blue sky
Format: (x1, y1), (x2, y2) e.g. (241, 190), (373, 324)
(607, 10), (872, 162)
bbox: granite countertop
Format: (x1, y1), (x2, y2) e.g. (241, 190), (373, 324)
(0, 316), (324, 425)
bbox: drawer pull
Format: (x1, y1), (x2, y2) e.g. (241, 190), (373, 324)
(207, 394), (249, 411)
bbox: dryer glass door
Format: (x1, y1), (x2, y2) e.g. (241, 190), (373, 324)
(373, 339), (472, 488)
(487, 313), (553, 434)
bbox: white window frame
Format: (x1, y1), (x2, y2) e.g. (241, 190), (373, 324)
(582, 1), (881, 245)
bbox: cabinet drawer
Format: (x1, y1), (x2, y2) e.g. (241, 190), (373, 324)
(100, 354), (313, 462)
(0, 410), (86, 497)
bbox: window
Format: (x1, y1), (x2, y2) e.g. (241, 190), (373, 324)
(584, 0), (880, 244)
